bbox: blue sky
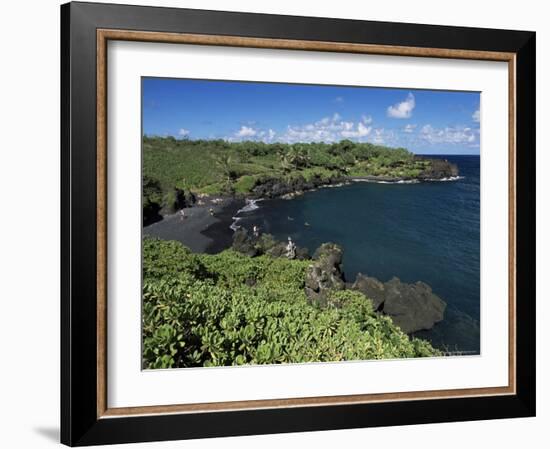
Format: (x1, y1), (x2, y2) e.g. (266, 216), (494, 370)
(142, 78), (480, 155)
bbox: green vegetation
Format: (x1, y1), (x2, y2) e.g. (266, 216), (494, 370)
(142, 237), (440, 369)
(142, 137), (431, 212)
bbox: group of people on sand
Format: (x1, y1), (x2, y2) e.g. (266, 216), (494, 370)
(179, 206), (299, 260)
(179, 207), (215, 222)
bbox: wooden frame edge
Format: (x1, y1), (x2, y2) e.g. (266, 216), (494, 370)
(508, 56), (517, 395)
(100, 386), (515, 418)
(96, 28), (517, 419)
(97, 28), (108, 418)
(97, 29), (515, 61)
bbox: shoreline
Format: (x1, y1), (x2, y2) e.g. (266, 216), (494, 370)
(202, 199), (246, 253)
(248, 173), (464, 199)
(143, 197), (244, 254)
(143, 173), (465, 254)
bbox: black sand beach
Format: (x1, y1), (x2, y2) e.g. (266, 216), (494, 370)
(143, 198), (244, 254)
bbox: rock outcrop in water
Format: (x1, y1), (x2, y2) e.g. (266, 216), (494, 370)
(351, 275), (386, 310)
(232, 232), (446, 334)
(304, 243), (346, 306)
(415, 156), (459, 180)
(352, 274), (446, 333)
(301, 244), (446, 333)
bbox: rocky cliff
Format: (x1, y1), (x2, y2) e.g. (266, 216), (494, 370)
(231, 233), (447, 335)
(352, 274), (446, 333)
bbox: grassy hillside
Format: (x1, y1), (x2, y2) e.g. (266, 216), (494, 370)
(142, 237), (440, 369)
(143, 136), (431, 194)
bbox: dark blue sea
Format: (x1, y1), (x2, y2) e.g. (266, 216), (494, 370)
(235, 155), (480, 353)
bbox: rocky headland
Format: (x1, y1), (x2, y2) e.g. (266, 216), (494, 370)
(351, 274), (446, 334)
(231, 231), (446, 335)
(144, 155), (459, 225)
(247, 157), (458, 201)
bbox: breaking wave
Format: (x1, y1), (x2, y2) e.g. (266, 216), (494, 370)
(230, 199), (262, 231)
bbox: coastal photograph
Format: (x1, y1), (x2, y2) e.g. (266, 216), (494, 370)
(142, 78), (480, 369)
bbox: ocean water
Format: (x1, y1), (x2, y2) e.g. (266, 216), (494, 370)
(235, 156), (480, 353)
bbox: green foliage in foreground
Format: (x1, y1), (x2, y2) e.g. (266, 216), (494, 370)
(142, 238), (440, 369)
(142, 137), (430, 199)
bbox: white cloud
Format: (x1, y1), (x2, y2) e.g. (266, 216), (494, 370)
(334, 96), (344, 103)
(372, 129), (385, 144)
(178, 128), (190, 137)
(403, 124), (417, 133)
(341, 121), (372, 138)
(226, 126), (277, 142)
(387, 93), (416, 119)
(256, 128), (277, 142)
(419, 124), (478, 145)
(472, 109), (480, 122)
(226, 114), (382, 144)
(236, 125), (257, 138)
(280, 113), (372, 143)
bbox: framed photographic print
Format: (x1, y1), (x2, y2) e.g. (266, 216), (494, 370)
(60, 1), (536, 446)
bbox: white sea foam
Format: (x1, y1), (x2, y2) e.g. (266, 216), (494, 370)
(239, 198), (261, 213)
(229, 199), (262, 231)
(320, 182), (347, 189)
(352, 176), (463, 184)
(426, 176), (465, 182)
(229, 217), (242, 232)
(352, 178), (419, 185)
(396, 179), (420, 184)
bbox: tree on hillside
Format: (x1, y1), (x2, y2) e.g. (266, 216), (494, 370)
(277, 148), (293, 174)
(290, 144), (311, 168)
(214, 152), (237, 183)
(329, 139), (354, 156)
(278, 145), (310, 172)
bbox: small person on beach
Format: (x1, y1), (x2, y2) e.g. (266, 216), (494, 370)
(209, 207), (214, 216)
(179, 210), (186, 221)
(253, 225), (260, 238)
(286, 236), (296, 259)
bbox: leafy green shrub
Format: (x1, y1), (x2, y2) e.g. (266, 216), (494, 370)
(142, 238), (440, 369)
(233, 175), (257, 194)
(301, 167), (339, 182)
(142, 238), (210, 281)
